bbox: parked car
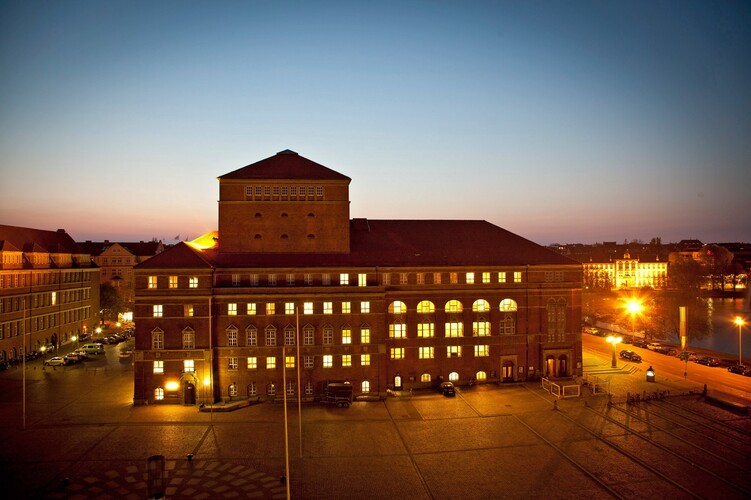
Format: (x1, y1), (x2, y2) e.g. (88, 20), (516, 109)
(72, 349), (89, 359)
(655, 346), (677, 356)
(727, 364), (750, 376)
(619, 350), (642, 362)
(44, 356), (66, 366)
(676, 351), (697, 361)
(646, 343), (662, 351)
(632, 339), (649, 348)
(81, 343), (105, 355)
(439, 381), (456, 397)
(696, 356), (721, 367)
(583, 327), (600, 335)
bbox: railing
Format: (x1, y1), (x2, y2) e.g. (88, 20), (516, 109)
(541, 377), (581, 399)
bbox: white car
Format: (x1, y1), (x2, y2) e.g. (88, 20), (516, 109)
(646, 342), (662, 351)
(44, 356), (66, 366)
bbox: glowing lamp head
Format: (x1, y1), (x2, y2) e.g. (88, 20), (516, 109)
(646, 366), (655, 376)
(203, 377), (211, 387)
(606, 335), (622, 345)
(627, 301), (642, 314)
(165, 381), (180, 391)
(734, 316), (746, 327)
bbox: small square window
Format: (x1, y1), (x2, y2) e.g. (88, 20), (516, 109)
(339, 273), (349, 286)
(360, 301), (370, 313)
(342, 302), (351, 314)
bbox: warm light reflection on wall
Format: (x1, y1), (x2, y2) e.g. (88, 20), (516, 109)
(165, 380), (180, 391)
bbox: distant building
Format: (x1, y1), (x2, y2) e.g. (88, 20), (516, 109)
(132, 150), (583, 405)
(582, 250), (668, 289)
(78, 240), (164, 307)
(0, 225), (99, 362)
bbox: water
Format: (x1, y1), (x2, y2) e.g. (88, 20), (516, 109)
(669, 298), (750, 358)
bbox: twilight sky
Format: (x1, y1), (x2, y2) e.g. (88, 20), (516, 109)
(1, 1), (750, 245)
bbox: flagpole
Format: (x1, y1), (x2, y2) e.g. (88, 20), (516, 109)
(296, 306), (302, 458)
(282, 341), (290, 499)
(22, 298), (26, 430)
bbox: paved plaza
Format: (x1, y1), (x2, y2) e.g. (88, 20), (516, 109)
(1, 346), (750, 499)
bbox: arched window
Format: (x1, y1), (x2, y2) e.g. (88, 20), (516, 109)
(476, 371), (487, 381)
(388, 301), (407, 314)
(472, 299), (490, 312)
(154, 387), (164, 401)
(416, 300), (435, 313)
(445, 300), (463, 313)
(420, 373), (431, 382)
(448, 372), (459, 382)
(500, 314), (516, 335)
(499, 298), (518, 311)
(361, 380), (370, 393)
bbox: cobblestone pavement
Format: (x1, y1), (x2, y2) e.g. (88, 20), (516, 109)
(1, 345), (749, 499)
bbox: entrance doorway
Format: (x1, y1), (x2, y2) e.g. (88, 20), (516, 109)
(545, 356), (556, 377)
(502, 361), (514, 382)
(558, 355), (568, 377)
(184, 382), (196, 405)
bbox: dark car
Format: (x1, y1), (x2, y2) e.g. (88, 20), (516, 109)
(696, 356), (721, 367)
(632, 339), (649, 348)
(655, 346), (677, 356)
(619, 350), (642, 362)
(439, 381), (456, 397)
(727, 364), (750, 376)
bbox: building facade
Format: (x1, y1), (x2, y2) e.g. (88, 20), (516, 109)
(0, 225), (100, 362)
(133, 150), (583, 405)
(582, 251), (668, 289)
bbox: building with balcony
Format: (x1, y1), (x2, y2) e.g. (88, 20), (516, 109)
(0, 225), (100, 363)
(132, 150), (583, 405)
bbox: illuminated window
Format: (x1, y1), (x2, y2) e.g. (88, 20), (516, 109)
(323, 302), (333, 314)
(361, 380), (370, 393)
(227, 327), (238, 346)
(266, 303), (275, 315)
(450, 272), (458, 284)
(514, 271), (522, 283)
(421, 373), (431, 382)
(266, 356), (276, 369)
(228, 357), (238, 370)
(445, 322), (463, 337)
(389, 323), (406, 338)
(246, 326), (257, 346)
(247, 356), (257, 369)
(286, 356), (295, 368)
(184, 304), (193, 317)
(400, 273), (408, 284)
(265, 327), (276, 346)
(182, 329), (194, 349)
(189, 276), (198, 288)
(339, 273), (349, 285)
(472, 299), (490, 312)
(148, 276), (157, 289)
(228, 303), (237, 316)
(389, 301), (406, 314)
(304, 302), (314, 314)
(360, 301), (370, 313)
(169, 276), (178, 288)
(433, 272), (441, 284)
(390, 348), (405, 360)
(341, 327), (351, 344)
(449, 372), (459, 381)
(447, 345), (462, 358)
(466, 272), (475, 284)
(474, 321), (490, 336)
(360, 327), (370, 344)
(474, 345), (490, 357)
(500, 299), (518, 312)
(153, 360), (164, 374)
(361, 354), (370, 366)
(498, 272), (506, 283)
(154, 388), (164, 401)
(417, 273), (425, 284)
(247, 303), (256, 315)
(342, 355), (351, 367)
(285, 302), (294, 315)
(419, 346), (434, 359)
(232, 274), (240, 286)
(323, 355), (333, 368)
(417, 323), (434, 338)
(304, 326), (314, 346)
(417, 300), (435, 313)
(184, 359), (195, 373)
(482, 272), (490, 284)
(476, 371), (487, 381)
(323, 326), (333, 345)
(382, 274), (390, 285)
(358, 273), (367, 286)
(445, 300), (463, 313)
(51, 292), (56, 305)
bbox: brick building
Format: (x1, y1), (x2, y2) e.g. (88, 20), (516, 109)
(0, 225), (99, 362)
(132, 150), (583, 405)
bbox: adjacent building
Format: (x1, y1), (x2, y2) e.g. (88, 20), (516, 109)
(0, 225), (100, 362)
(133, 150), (583, 405)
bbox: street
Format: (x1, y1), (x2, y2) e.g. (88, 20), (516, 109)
(1, 339), (750, 499)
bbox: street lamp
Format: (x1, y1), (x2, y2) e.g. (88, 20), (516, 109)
(626, 300), (642, 343)
(606, 335), (622, 369)
(734, 316), (746, 366)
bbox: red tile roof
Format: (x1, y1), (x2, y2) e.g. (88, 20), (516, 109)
(218, 150), (351, 181)
(135, 242), (214, 269)
(136, 219), (578, 270)
(0, 224), (84, 255)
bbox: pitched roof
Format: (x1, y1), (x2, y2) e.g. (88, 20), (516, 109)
(77, 241), (163, 257)
(135, 242), (215, 270)
(218, 150), (351, 182)
(0, 225), (85, 255)
(138, 219), (578, 269)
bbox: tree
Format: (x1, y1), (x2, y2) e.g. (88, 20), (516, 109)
(100, 283), (124, 322)
(668, 259), (704, 291)
(699, 245), (734, 290)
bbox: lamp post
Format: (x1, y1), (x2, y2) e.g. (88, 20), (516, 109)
(734, 316), (746, 366)
(626, 300), (642, 343)
(606, 335), (622, 369)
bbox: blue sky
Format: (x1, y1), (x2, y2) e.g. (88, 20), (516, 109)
(1, 0), (750, 245)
